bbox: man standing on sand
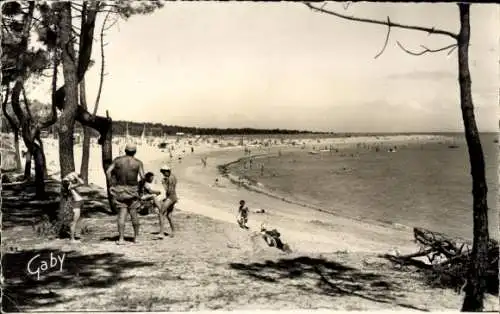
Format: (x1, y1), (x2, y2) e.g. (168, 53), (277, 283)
(158, 165), (178, 238)
(106, 143), (145, 245)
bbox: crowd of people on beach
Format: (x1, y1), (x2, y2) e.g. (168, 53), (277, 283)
(61, 141), (290, 252)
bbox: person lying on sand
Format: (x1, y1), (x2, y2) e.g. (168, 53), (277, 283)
(260, 224), (291, 252)
(62, 171), (85, 243)
(138, 172), (162, 215)
(237, 200), (249, 229)
(106, 143), (144, 245)
(158, 165), (178, 238)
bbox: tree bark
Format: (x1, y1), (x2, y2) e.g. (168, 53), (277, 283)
(58, 2), (79, 178)
(32, 136), (46, 199)
(51, 2), (115, 214)
(6, 2), (48, 198)
(101, 110), (116, 214)
(20, 88), (48, 199)
(79, 78), (91, 184)
(56, 2), (79, 236)
(458, 4), (490, 312)
(10, 82), (34, 183)
(38, 134), (48, 177)
(1, 85), (22, 170)
(23, 151), (32, 179)
(13, 132), (22, 170)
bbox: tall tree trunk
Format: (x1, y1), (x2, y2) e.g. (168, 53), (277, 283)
(38, 134), (48, 177)
(79, 78), (91, 184)
(58, 2), (78, 178)
(20, 125), (46, 198)
(56, 2), (79, 236)
(20, 89), (48, 198)
(52, 2), (116, 214)
(458, 4), (490, 312)
(101, 110), (116, 214)
(32, 135), (46, 199)
(23, 151), (32, 179)
(2, 85), (22, 171)
(13, 132), (22, 170)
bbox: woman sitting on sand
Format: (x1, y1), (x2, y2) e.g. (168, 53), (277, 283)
(138, 172), (162, 215)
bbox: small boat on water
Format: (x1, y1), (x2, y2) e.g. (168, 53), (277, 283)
(308, 151), (319, 155)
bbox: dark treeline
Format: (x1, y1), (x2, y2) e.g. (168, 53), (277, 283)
(110, 120), (316, 136)
(4, 116), (494, 138)
(1, 116), (317, 137)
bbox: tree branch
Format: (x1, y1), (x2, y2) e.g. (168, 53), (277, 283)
(374, 17), (391, 59)
(396, 41), (458, 56)
(52, 2), (112, 143)
(93, 11), (111, 115)
(70, 1), (85, 8)
(71, 3), (83, 13)
(104, 13), (119, 31)
(2, 84), (20, 132)
(304, 2), (458, 40)
(10, 82), (25, 122)
(40, 50), (59, 129)
(21, 85), (33, 120)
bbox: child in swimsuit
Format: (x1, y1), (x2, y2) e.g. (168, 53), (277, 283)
(62, 172), (85, 242)
(237, 200), (249, 229)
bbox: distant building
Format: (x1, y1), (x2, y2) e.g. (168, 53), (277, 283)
(176, 132), (185, 136)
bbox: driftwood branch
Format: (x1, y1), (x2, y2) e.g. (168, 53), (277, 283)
(304, 2), (458, 40)
(396, 42), (458, 56)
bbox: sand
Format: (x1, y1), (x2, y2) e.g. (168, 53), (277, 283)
(21, 134), (460, 254)
(4, 133), (498, 311)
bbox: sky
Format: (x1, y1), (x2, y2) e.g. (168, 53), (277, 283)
(29, 2), (499, 133)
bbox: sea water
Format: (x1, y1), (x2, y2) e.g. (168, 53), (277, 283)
(228, 134), (499, 240)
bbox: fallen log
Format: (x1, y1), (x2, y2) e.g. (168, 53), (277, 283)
(380, 227), (499, 295)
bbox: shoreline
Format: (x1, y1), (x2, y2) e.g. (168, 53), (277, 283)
(218, 154), (415, 233)
(4, 133), (499, 311)
(22, 133), (466, 254)
(214, 134), (465, 238)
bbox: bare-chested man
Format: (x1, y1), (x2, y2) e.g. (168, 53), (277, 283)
(106, 143), (145, 245)
(158, 165), (178, 238)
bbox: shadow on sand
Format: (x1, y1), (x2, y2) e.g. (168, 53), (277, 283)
(1, 180), (115, 231)
(1, 248), (154, 312)
(100, 235), (136, 242)
(230, 256), (429, 311)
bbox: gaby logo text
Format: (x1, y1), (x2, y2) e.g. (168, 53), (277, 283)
(27, 252), (65, 280)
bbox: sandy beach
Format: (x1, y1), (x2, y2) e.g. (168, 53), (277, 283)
(39, 134), (453, 254)
(3, 133), (498, 311)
